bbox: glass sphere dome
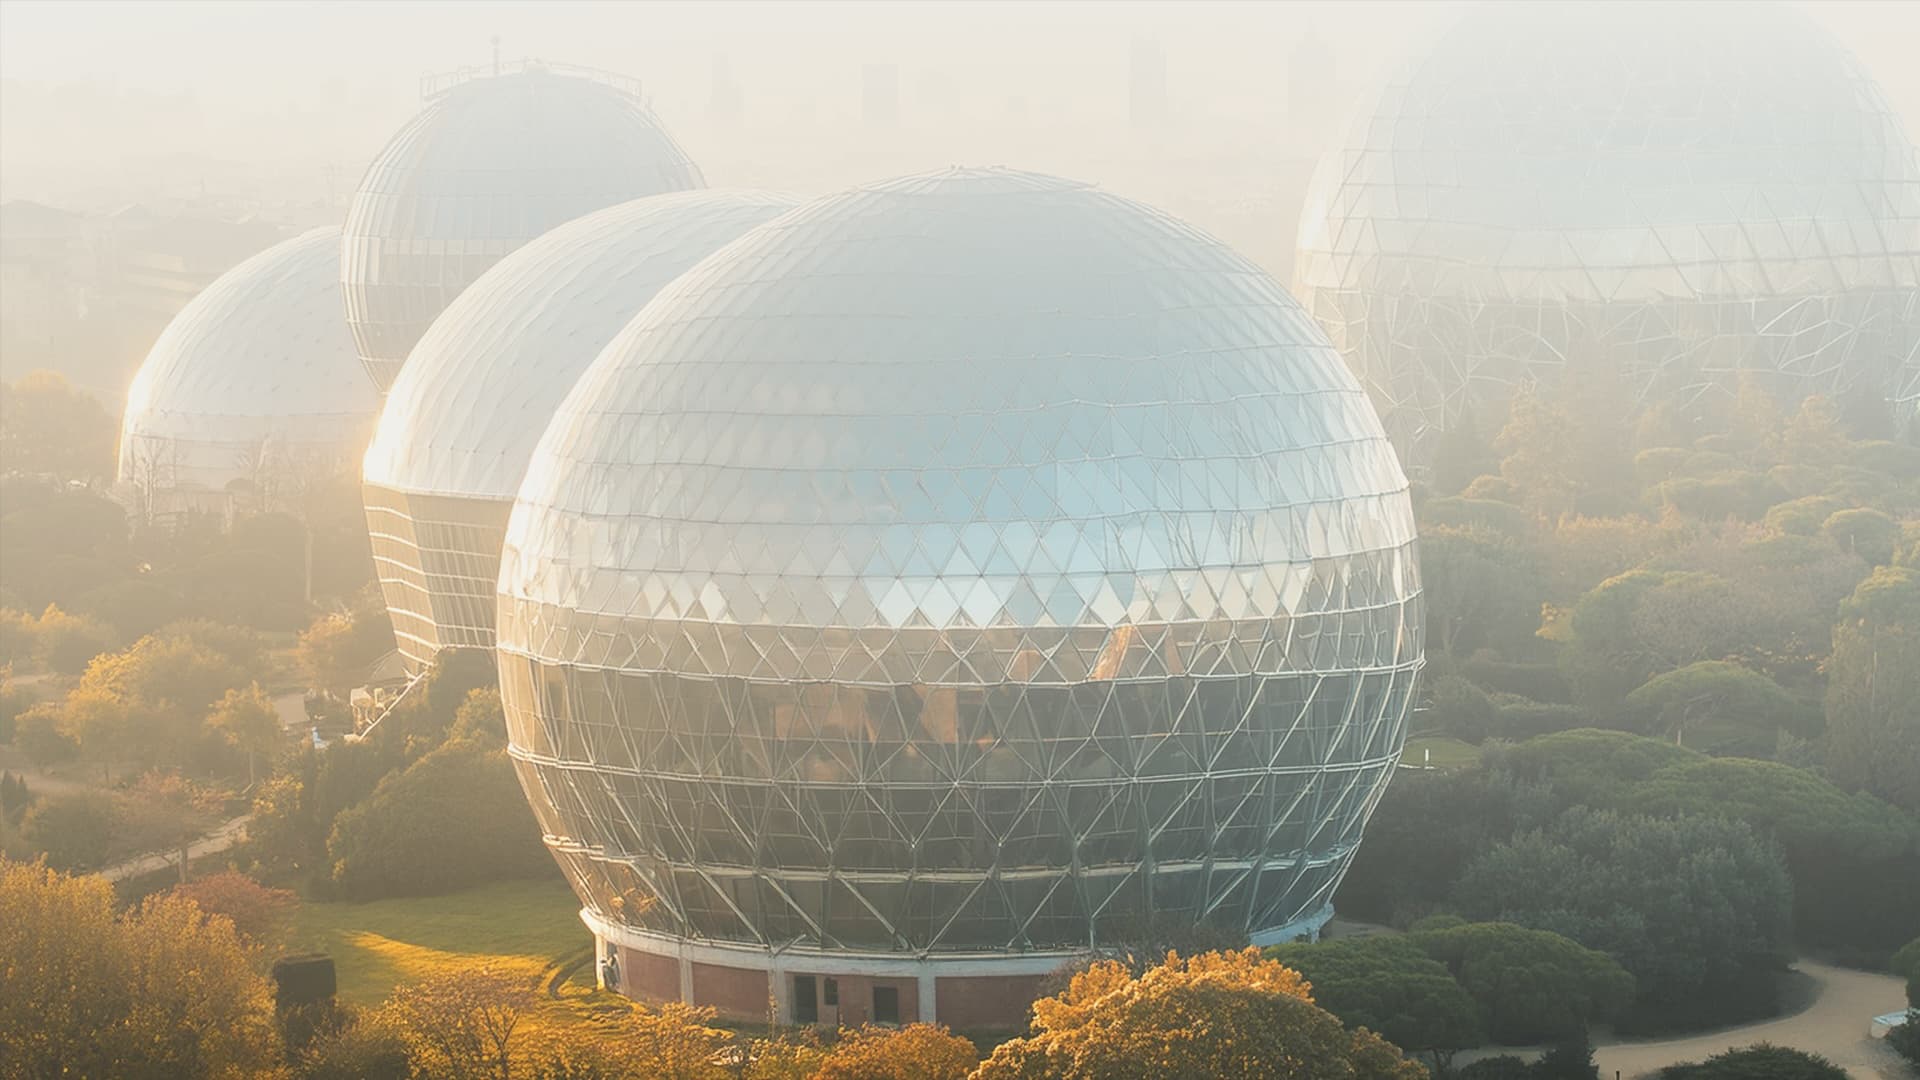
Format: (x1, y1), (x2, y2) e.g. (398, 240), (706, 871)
(362, 189), (800, 669)
(118, 227), (377, 510)
(1295, 1), (1920, 463)
(342, 66), (704, 392)
(499, 168), (1423, 958)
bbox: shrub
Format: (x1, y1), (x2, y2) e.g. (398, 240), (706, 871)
(1887, 1011), (1920, 1070)
(1452, 808), (1793, 1032)
(1428, 676), (1497, 741)
(327, 738), (552, 900)
(1822, 507), (1901, 566)
(170, 871), (296, 940)
(1267, 934), (1482, 1071)
(1659, 1043), (1848, 1079)
(1489, 699), (1591, 741)
(1409, 921), (1633, 1044)
(814, 1024), (979, 1080)
(1460, 657), (1573, 704)
(20, 791), (117, 869)
(1763, 495), (1843, 537)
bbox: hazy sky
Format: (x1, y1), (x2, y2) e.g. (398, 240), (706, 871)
(3, 0), (1918, 275)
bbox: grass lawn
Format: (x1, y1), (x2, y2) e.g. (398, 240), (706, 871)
(280, 877), (590, 1007)
(1402, 735), (1482, 771)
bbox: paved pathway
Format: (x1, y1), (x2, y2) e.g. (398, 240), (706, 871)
(1590, 961), (1909, 1080)
(96, 814), (252, 883)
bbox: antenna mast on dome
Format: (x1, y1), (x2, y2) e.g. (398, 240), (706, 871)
(491, 36), (501, 76)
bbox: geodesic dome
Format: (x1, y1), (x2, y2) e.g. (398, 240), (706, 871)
(118, 227), (377, 510)
(342, 65), (704, 392)
(362, 189), (799, 669)
(1295, 1), (1920, 464)
(498, 168), (1424, 963)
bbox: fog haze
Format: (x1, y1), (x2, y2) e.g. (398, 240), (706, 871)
(8, 0), (1914, 279)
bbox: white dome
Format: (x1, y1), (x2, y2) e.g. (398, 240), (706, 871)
(497, 168), (1423, 958)
(364, 189), (801, 503)
(342, 68), (705, 391)
(1295, 1), (1920, 459)
(119, 227), (377, 497)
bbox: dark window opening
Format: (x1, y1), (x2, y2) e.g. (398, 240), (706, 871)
(793, 974), (818, 1024)
(822, 977), (839, 1006)
(872, 984), (899, 1025)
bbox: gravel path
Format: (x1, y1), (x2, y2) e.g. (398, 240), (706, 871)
(1592, 961), (1909, 1080)
(95, 814), (253, 883)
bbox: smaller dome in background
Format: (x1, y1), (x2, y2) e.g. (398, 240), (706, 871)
(341, 65), (705, 392)
(1294, 0), (1920, 463)
(365, 189), (801, 503)
(362, 189), (800, 672)
(118, 227), (376, 507)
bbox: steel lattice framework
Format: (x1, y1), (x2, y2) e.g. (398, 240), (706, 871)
(1295, 2), (1920, 466)
(342, 65), (704, 393)
(497, 168), (1424, 956)
(363, 190), (800, 671)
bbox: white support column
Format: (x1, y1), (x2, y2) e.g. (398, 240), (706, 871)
(769, 957), (790, 1025)
(678, 948), (694, 1004)
(917, 969), (937, 1024)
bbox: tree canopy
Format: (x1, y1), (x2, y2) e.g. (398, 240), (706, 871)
(974, 949), (1427, 1080)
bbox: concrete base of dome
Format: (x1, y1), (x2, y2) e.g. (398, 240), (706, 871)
(582, 901), (1337, 1032)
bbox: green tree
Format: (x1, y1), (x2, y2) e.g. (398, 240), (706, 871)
(973, 950), (1428, 1079)
(299, 603), (396, 699)
(1451, 808), (1793, 1031)
(1623, 661), (1801, 751)
(1825, 568), (1920, 812)
(1267, 934), (1483, 1072)
(1762, 495), (1843, 537)
(326, 738), (552, 900)
(1659, 1043), (1848, 1080)
(209, 682), (282, 783)
(1407, 920), (1634, 1044)
(1821, 507), (1901, 567)
(1420, 526), (1545, 658)
(1626, 756), (1920, 950)
(26, 603), (116, 675)
(0, 371), (117, 483)
(18, 791), (117, 869)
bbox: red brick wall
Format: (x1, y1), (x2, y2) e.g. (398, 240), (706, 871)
(803, 974), (918, 1026)
(616, 944), (680, 1006)
(691, 960), (773, 1020)
(935, 973), (1047, 1032)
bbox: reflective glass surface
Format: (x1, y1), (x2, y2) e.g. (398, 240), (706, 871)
(118, 227), (378, 500)
(1295, 2), (1920, 464)
(364, 191), (799, 670)
(499, 168), (1424, 954)
(341, 68), (704, 392)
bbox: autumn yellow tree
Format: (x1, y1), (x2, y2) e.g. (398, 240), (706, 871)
(815, 1023), (980, 1080)
(0, 859), (283, 1078)
(381, 963), (535, 1080)
(209, 682), (283, 783)
(972, 949), (1428, 1080)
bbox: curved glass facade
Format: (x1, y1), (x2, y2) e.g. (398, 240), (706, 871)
(342, 67), (704, 392)
(1295, 2), (1920, 464)
(118, 227), (377, 513)
(499, 168), (1423, 955)
(363, 190), (799, 669)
